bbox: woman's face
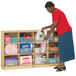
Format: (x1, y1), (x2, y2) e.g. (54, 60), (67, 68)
(46, 7), (53, 13)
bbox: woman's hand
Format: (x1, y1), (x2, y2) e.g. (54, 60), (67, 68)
(44, 35), (49, 40)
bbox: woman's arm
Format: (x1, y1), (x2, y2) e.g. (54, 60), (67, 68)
(44, 21), (58, 40)
(42, 25), (53, 30)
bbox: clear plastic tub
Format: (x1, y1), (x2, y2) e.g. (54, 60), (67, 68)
(35, 40), (49, 44)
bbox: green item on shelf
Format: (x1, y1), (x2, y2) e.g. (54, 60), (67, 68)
(11, 37), (18, 43)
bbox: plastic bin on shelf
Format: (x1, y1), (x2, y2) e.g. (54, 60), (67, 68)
(5, 60), (18, 66)
(35, 40), (49, 44)
(5, 57), (18, 66)
(34, 54), (47, 64)
(11, 37), (18, 43)
(20, 43), (33, 54)
(49, 58), (57, 64)
(4, 44), (18, 55)
(20, 37), (33, 42)
(20, 55), (32, 65)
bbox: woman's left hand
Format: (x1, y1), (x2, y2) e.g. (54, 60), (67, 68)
(44, 35), (49, 40)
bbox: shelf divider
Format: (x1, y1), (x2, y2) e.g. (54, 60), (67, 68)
(46, 43), (49, 64)
(1, 31), (5, 69)
(18, 32), (20, 65)
(32, 31), (35, 64)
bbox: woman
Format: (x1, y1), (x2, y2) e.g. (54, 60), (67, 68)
(42, 1), (75, 72)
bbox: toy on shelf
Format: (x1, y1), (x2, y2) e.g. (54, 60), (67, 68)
(34, 54), (47, 64)
(20, 33), (32, 42)
(35, 29), (49, 44)
(11, 37), (18, 43)
(20, 43), (33, 54)
(49, 53), (57, 63)
(49, 33), (54, 41)
(35, 43), (47, 53)
(54, 53), (60, 62)
(53, 36), (58, 41)
(5, 57), (18, 66)
(20, 32), (32, 37)
(49, 58), (57, 64)
(49, 43), (59, 52)
(49, 43), (58, 47)
(4, 34), (11, 43)
(35, 48), (40, 53)
(39, 43), (47, 53)
(49, 47), (58, 50)
(49, 50), (58, 53)
(4, 34), (18, 43)
(5, 44), (18, 55)
(20, 55), (32, 65)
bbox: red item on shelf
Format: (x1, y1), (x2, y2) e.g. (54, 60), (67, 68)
(23, 34), (31, 37)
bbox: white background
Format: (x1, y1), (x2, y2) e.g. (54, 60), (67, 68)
(0, 0), (76, 75)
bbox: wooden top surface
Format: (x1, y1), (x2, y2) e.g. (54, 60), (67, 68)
(1, 29), (57, 33)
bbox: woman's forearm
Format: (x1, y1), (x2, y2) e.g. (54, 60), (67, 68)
(47, 24), (56, 37)
(44, 25), (52, 29)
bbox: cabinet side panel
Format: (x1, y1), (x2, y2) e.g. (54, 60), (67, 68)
(1, 31), (4, 69)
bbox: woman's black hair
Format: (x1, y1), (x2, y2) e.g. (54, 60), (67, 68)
(45, 1), (55, 8)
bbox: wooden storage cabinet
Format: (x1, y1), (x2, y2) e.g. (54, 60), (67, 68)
(1, 30), (59, 70)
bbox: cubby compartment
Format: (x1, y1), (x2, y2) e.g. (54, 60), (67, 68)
(4, 44), (18, 55)
(4, 32), (18, 43)
(34, 31), (49, 44)
(19, 32), (33, 42)
(49, 53), (59, 64)
(34, 43), (47, 54)
(53, 31), (58, 42)
(19, 43), (34, 54)
(19, 54), (33, 65)
(49, 31), (58, 42)
(49, 42), (59, 53)
(34, 54), (47, 64)
(49, 32), (54, 41)
(4, 56), (18, 66)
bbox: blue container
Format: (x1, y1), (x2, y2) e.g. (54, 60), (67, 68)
(20, 43), (33, 54)
(20, 48), (32, 54)
(20, 37), (32, 42)
(49, 58), (57, 64)
(11, 37), (18, 43)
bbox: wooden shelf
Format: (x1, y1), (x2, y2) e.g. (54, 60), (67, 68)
(4, 41), (58, 45)
(4, 54), (18, 56)
(19, 53), (34, 55)
(1, 30), (59, 70)
(34, 53), (47, 54)
(49, 41), (58, 43)
(4, 52), (59, 57)
(49, 52), (59, 54)
(3, 63), (59, 70)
